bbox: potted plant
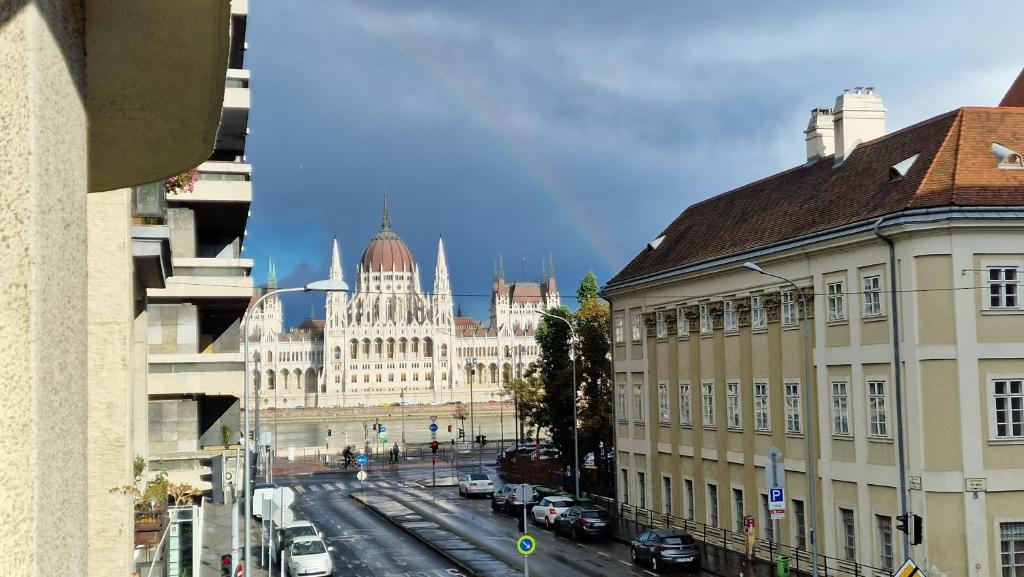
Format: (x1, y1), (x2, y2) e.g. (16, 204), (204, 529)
(222, 424), (233, 448)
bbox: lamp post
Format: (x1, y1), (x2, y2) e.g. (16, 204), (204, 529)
(464, 356), (478, 471)
(536, 309), (580, 499)
(743, 262), (818, 577)
(241, 278), (347, 577)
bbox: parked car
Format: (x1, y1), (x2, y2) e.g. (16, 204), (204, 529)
(275, 520), (320, 561)
(530, 495), (574, 528)
(530, 448), (561, 461)
(630, 529), (701, 572)
(502, 483), (538, 515)
(490, 484), (517, 512)
(553, 506), (613, 541)
(458, 473), (494, 498)
(284, 535), (334, 577)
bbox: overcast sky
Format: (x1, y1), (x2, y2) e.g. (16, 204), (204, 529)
(244, 1), (1021, 327)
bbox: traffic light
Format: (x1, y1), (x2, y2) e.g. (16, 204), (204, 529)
(373, 423), (378, 431)
(480, 435), (487, 447)
(431, 441), (439, 454)
(199, 454), (226, 504)
(896, 514), (909, 534)
(447, 424), (452, 432)
(911, 514), (923, 545)
(327, 428), (332, 437)
(458, 428), (465, 439)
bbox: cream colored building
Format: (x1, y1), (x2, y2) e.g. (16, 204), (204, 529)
(603, 76), (1024, 577)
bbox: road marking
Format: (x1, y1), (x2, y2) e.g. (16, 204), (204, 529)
(644, 571), (658, 576)
(293, 484), (306, 493)
(598, 551), (610, 557)
(618, 560), (631, 566)
(334, 482), (347, 490)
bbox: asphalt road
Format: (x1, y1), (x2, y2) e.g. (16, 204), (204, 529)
(278, 463), (717, 577)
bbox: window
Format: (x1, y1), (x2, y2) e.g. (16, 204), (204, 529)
(782, 291), (798, 326)
(707, 484), (719, 527)
(614, 316), (624, 343)
(637, 472), (646, 509)
(868, 380), (890, 438)
(785, 382), (802, 434)
(699, 304), (712, 335)
(631, 313), (642, 342)
(656, 312), (667, 338)
(994, 379), (1024, 438)
(658, 383), (670, 424)
(1001, 522), (1024, 577)
(727, 381), (741, 429)
(633, 383), (644, 422)
(680, 382), (692, 426)
(676, 307), (689, 336)
(793, 499), (806, 549)
(754, 381), (770, 432)
(841, 508), (856, 561)
(876, 515), (894, 572)
(863, 275), (883, 317)
(621, 469), (629, 504)
(751, 295), (766, 329)
(832, 380), (851, 435)
(684, 479), (695, 520)
(827, 281), (846, 321)
(733, 488), (745, 532)
(724, 300), (738, 332)
(761, 495), (774, 541)
(989, 267), (1020, 309)
(616, 385), (626, 420)
(702, 382), (716, 428)
(662, 477), (672, 516)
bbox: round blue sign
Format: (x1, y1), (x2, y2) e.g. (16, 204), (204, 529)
(516, 535), (537, 556)
(429, 423), (439, 432)
(379, 425), (387, 433)
(356, 454), (369, 466)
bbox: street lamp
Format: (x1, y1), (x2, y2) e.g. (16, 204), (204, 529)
(535, 309), (580, 500)
(464, 356), (478, 471)
(743, 262), (818, 577)
(241, 278), (348, 577)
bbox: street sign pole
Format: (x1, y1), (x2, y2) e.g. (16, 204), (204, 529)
(767, 447), (784, 555)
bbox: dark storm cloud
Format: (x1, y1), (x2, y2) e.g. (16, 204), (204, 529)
(244, 1), (1021, 327)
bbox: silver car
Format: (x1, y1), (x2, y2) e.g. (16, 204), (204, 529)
(285, 535), (334, 577)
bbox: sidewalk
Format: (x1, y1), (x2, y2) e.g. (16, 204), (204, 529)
(201, 497), (268, 577)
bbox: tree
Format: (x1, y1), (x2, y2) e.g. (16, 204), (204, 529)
(504, 371), (545, 442)
(535, 305), (574, 462)
(577, 270), (599, 304)
(573, 275), (613, 475)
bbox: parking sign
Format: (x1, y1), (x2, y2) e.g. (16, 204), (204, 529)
(768, 487), (785, 520)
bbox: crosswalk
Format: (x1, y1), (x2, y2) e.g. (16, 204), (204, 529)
(291, 479), (405, 493)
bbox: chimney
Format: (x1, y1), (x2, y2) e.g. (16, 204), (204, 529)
(804, 107), (835, 161)
(833, 86), (886, 163)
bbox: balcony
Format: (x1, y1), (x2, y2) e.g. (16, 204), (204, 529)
(179, 161), (252, 204)
(148, 352), (244, 397)
(217, 69), (250, 157)
(149, 259), (253, 300)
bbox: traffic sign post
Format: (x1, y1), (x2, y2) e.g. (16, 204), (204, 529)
(893, 558), (923, 577)
(768, 487), (786, 519)
(765, 447), (785, 556)
(516, 534), (537, 577)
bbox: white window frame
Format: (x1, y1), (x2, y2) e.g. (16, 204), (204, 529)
(684, 478), (695, 521)
(754, 380), (770, 432)
(785, 381), (802, 435)
(679, 381), (692, 426)
(868, 378), (890, 439)
(631, 313), (642, 342)
(656, 312), (667, 339)
(840, 507), (857, 561)
(616, 384), (627, 421)
(724, 300), (738, 332)
(676, 307), (689, 337)
(658, 382), (670, 424)
(782, 291), (798, 327)
(876, 514), (894, 572)
(732, 487), (746, 533)
(699, 303), (712, 335)
(751, 295), (767, 330)
(662, 476), (673, 516)
(793, 498), (807, 550)
(991, 377), (1024, 439)
(707, 483), (719, 528)
(633, 382), (645, 423)
(702, 381), (716, 428)
(999, 521), (1024, 577)
(987, 266), (1020, 310)
(614, 315), (624, 344)
(831, 380), (851, 436)
(827, 280), (846, 322)
(862, 274), (883, 317)
(726, 380), (741, 430)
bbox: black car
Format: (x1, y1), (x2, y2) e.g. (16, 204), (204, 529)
(501, 483), (538, 516)
(630, 529), (701, 572)
(552, 506), (613, 541)
(490, 484), (516, 511)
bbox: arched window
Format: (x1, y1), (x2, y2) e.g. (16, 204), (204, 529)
(266, 370), (276, 390)
(411, 338), (419, 354)
(440, 344), (448, 358)
(374, 339), (383, 357)
(362, 339), (370, 356)
(280, 369), (289, 389)
(350, 339), (358, 358)
(333, 346), (341, 360)
(424, 337), (432, 358)
(266, 351), (273, 363)
(387, 339), (395, 359)
(489, 364), (497, 383)
(399, 338), (407, 356)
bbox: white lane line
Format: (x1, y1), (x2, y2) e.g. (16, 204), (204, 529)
(320, 483), (334, 491)
(598, 551), (610, 557)
(618, 560), (631, 566)
(334, 482), (347, 490)
(644, 571), (658, 576)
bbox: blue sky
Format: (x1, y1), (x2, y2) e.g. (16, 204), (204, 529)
(243, 1), (1021, 327)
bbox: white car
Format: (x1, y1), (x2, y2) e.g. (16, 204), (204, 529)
(458, 473), (494, 498)
(285, 535), (333, 577)
(277, 520), (320, 554)
(531, 495), (575, 528)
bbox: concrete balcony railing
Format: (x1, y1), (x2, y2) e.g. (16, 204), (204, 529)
(179, 161), (252, 204)
(148, 351), (244, 397)
(224, 69), (250, 110)
(148, 260), (253, 300)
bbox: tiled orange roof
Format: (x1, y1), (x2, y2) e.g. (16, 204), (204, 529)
(1000, 69), (1024, 107)
(608, 106), (1024, 287)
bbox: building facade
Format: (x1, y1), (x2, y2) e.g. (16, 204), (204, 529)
(249, 203), (558, 408)
(603, 76), (1024, 577)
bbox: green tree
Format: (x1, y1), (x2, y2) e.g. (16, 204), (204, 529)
(535, 305), (575, 461)
(573, 278), (612, 474)
(577, 270), (599, 304)
(505, 371), (545, 442)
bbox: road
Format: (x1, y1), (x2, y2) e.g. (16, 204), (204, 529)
(277, 463), (718, 577)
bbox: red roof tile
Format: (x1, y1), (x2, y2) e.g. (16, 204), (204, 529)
(1000, 69), (1024, 107)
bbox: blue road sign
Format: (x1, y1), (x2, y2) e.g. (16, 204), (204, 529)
(429, 423), (439, 433)
(379, 425), (387, 434)
(769, 487), (784, 503)
(516, 535), (537, 556)
(356, 454), (369, 466)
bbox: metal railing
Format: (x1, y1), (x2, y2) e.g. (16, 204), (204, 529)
(593, 497), (890, 577)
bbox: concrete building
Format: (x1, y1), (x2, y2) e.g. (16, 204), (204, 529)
(2, 1), (232, 575)
(146, 0), (253, 483)
(603, 75), (1024, 577)
(248, 202), (556, 408)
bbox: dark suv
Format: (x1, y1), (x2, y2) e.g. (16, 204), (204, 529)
(630, 529), (701, 572)
(490, 485), (516, 512)
(553, 506), (613, 541)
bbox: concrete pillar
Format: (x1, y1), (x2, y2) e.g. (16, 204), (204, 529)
(0, 2), (88, 575)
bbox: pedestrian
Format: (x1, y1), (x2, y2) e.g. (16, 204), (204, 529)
(391, 442), (400, 465)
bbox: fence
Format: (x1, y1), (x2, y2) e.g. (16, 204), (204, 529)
(591, 496), (890, 577)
